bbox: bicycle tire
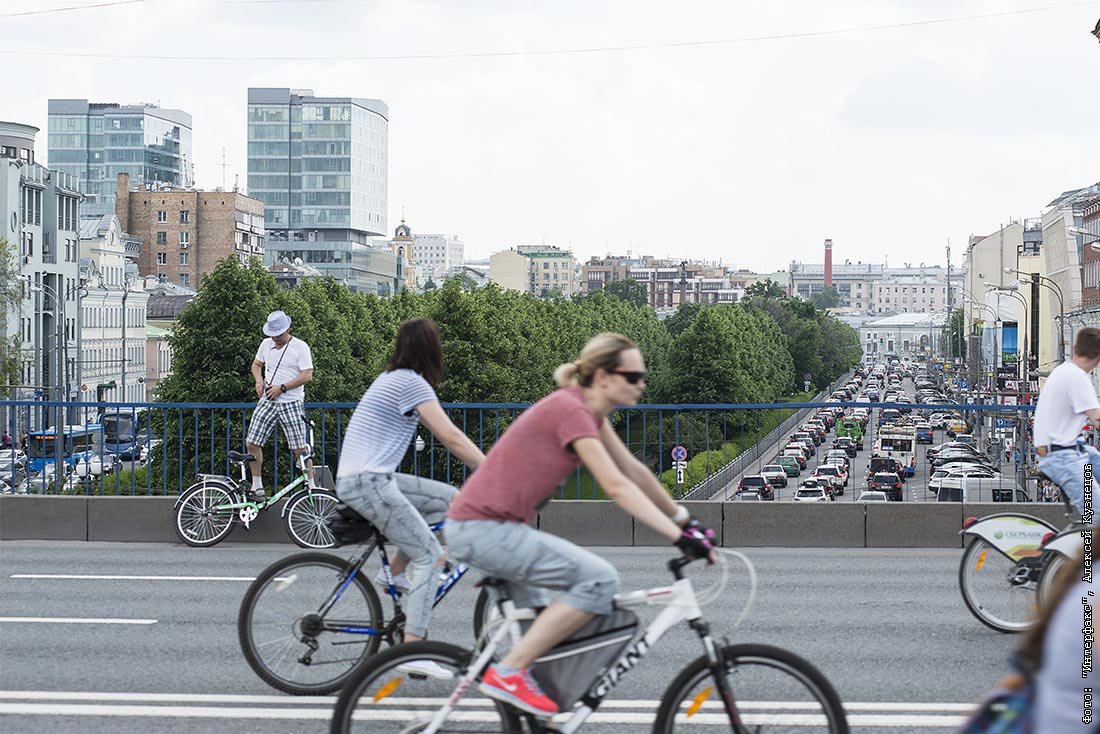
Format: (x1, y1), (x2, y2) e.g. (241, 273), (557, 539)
(653, 643), (849, 734)
(239, 552), (384, 695)
(174, 482), (238, 547)
(1037, 551), (1073, 609)
(958, 536), (1036, 634)
(284, 489), (339, 549)
(330, 640), (523, 734)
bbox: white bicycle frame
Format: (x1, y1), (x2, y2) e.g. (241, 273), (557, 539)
(422, 576), (707, 734)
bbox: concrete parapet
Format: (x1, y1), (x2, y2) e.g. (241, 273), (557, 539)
(724, 503), (865, 547)
(537, 501), (633, 546)
(632, 501), (723, 546)
(865, 502), (963, 547)
(0, 495), (88, 540)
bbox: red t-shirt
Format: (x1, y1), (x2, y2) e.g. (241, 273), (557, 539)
(448, 387), (603, 524)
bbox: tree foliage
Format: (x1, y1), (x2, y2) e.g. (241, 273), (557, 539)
(809, 285), (841, 310)
(600, 278), (648, 308)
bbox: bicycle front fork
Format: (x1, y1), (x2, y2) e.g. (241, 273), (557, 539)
(691, 619), (749, 734)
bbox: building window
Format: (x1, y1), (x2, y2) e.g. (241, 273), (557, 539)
(156, 231), (167, 245)
(156, 252), (167, 265)
(179, 252), (189, 265)
(180, 232), (190, 247)
(180, 274), (189, 287)
(180, 210), (190, 223)
(157, 210), (167, 223)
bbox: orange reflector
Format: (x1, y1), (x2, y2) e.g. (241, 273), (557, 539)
(373, 677), (403, 702)
(686, 686), (713, 717)
(976, 550), (987, 571)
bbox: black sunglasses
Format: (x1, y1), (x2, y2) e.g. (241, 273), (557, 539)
(610, 370), (647, 385)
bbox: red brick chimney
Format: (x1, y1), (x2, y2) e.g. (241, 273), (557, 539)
(824, 239), (833, 286)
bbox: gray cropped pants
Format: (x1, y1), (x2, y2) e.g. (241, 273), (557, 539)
(336, 472), (457, 638)
(444, 519), (620, 615)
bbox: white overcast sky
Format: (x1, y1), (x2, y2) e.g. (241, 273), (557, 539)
(4, 0), (1100, 269)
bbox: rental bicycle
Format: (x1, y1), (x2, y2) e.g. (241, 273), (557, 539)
(330, 551), (850, 734)
(174, 419), (339, 548)
(958, 470), (1089, 633)
(238, 508), (494, 695)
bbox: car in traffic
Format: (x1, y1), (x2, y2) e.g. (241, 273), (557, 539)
(833, 437), (857, 458)
(946, 418), (970, 438)
(952, 433), (976, 447)
(815, 463), (848, 490)
(868, 471), (904, 501)
(736, 475), (775, 501)
(856, 490), (889, 502)
(928, 466), (1006, 494)
(775, 456), (802, 476)
(793, 480), (832, 502)
(915, 423), (934, 444)
(760, 464), (789, 488)
(731, 490), (763, 501)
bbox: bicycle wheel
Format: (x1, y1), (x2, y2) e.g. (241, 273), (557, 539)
(654, 643), (849, 734)
(239, 552), (384, 695)
(331, 640), (523, 734)
(174, 483), (238, 547)
(284, 489), (340, 549)
(1037, 551), (1074, 609)
(958, 537), (1038, 633)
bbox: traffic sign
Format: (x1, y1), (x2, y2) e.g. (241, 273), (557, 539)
(676, 468), (685, 485)
(994, 418), (1016, 429)
(803, 372), (812, 381)
(671, 446), (688, 462)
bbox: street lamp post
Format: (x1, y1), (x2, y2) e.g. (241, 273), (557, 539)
(1004, 267), (1064, 364)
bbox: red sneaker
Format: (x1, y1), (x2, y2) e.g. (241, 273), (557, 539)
(478, 665), (559, 717)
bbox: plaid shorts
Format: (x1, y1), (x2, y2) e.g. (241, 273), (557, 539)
(246, 399), (309, 450)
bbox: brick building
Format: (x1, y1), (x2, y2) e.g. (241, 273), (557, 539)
(114, 173), (264, 289)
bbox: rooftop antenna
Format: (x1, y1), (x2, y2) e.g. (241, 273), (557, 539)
(220, 148), (228, 191)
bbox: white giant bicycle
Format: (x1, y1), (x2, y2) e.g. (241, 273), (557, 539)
(330, 552), (849, 734)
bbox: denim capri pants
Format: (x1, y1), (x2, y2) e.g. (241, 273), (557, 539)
(444, 518), (619, 615)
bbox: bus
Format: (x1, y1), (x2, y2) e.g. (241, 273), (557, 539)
(873, 426), (916, 477)
(102, 408), (149, 459)
(26, 423), (104, 474)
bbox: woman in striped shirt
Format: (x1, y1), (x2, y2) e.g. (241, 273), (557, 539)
(336, 318), (484, 679)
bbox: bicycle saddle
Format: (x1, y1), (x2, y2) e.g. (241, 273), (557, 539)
(228, 450), (255, 464)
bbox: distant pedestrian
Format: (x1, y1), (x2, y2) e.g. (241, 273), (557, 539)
(1, 431), (11, 449)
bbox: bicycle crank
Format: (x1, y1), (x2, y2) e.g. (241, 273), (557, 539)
(238, 506), (259, 527)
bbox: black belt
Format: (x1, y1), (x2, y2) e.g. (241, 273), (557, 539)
(1037, 444), (1082, 457)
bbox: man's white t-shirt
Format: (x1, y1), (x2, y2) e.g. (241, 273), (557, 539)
(1033, 361), (1099, 448)
(255, 337), (313, 403)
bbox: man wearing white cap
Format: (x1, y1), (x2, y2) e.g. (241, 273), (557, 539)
(245, 310), (314, 501)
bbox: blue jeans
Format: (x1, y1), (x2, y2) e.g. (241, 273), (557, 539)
(1036, 444), (1100, 514)
(336, 472), (456, 638)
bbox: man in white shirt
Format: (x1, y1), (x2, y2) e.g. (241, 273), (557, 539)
(1032, 327), (1100, 513)
(245, 310), (314, 501)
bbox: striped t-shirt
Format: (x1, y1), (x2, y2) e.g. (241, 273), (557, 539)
(337, 369), (437, 478)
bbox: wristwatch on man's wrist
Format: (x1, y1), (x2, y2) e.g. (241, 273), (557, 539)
(280, 384), (287, 393)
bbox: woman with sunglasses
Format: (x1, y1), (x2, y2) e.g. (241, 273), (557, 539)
(445, 332), (717, 718)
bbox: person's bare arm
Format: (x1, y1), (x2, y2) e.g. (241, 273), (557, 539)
(252, 359), (265, 397)
(1087, 407), (1100, 428)
(417, 400), (486, 469)
(573, 437), (682, 541)
(265, 368), (314, 400)
(597, 419), (682, 522)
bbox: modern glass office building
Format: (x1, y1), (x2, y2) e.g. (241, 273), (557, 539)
(247, 88), (398, 294)
(47, 100), (193, 219)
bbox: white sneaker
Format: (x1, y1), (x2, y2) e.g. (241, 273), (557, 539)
(374, 569), (411, 593)
(396, 659), (454, 680)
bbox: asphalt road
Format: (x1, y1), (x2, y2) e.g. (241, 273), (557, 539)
(0, 541), (1018, 733)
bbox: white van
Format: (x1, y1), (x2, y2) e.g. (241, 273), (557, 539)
(935, 477), (1031, 503)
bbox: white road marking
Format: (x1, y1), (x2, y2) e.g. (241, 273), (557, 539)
(0, 690), (977, 726)
(10, 574), (266, 581)
(0, 617), (157, 625)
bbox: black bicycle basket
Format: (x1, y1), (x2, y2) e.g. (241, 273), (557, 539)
(530, 609), (639, 710)
(327, 503), (376, 546)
